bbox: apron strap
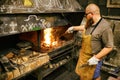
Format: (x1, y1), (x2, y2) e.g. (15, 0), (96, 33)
(82, 29), (86, 37)
(90, 18), (102, 34)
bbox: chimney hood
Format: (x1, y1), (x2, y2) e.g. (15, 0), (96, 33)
(0, 0), (84, 13)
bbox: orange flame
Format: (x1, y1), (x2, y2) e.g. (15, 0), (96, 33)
(44, 28), (52, 46)
(43, 28), (58, 47)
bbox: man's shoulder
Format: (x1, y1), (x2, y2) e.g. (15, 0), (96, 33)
(101, 18), (110, 26)
(99, 18), (111, 29)
(97, 18), (112, 33)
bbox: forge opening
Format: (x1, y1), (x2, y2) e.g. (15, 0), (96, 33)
(19, 25), (73, 52)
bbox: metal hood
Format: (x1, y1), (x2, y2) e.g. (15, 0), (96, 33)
(0, 0), (84, 13)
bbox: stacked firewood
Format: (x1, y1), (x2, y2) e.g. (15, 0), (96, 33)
(0, 50), (49, 80)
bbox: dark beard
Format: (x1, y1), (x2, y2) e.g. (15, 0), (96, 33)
(85, 18), (94, 29)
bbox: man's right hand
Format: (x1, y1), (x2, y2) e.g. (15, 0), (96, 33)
(66, 27), (74, 33)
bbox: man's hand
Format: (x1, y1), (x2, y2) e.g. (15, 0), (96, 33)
(87, 56), (100, 65)
(66, 27), (74, 33)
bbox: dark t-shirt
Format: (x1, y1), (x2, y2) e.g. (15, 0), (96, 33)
(85, 18), (114, 54)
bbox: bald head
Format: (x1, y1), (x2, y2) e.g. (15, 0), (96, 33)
(85, 4), (100, 15)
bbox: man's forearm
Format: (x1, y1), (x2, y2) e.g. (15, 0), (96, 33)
(72, 25), (85, 31)
(95, 47), (113, 60)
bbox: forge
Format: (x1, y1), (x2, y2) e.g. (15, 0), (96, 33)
(0, 13), (84, 80)
(0, 0), (85, 80)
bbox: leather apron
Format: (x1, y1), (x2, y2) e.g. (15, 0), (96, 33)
(75, 30), (96, 80)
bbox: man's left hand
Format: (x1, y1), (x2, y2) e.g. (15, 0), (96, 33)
(87, 56), (100, 65)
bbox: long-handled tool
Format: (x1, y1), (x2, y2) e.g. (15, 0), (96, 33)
(79, 63), (89, 68)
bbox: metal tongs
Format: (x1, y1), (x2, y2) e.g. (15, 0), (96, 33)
(79, 63), (89, 68)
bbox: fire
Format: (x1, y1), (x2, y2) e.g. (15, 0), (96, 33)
(43, 28), (58, 47)
(44, 28), (52, 46)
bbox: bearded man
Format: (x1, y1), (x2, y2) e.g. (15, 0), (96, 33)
(66, 3), (114, 80)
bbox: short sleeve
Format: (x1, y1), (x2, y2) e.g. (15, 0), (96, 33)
(102, 27), (114, 48)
